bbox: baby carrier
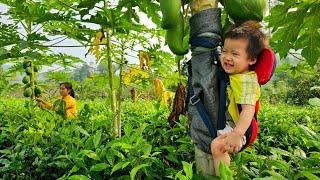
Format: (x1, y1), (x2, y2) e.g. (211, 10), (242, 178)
(187, 48), (276, 150)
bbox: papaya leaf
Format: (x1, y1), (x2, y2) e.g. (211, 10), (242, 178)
(268, 0), (320, 68)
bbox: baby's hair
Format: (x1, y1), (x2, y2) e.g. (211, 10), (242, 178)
(60, 82), (75, 98)
(225, 21), (267, 60)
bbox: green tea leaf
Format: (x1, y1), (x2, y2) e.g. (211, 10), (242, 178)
(298, 125), (319, 141)
(122, 161), (130, 169)
(67, 165), (79, 176)
(264, 170), (287, 180)
(182, 161), (193, 178)
(267, 159), (290, 170)
(130, 164), (149, 180)
(308, 98), (320, 107)
(174, 170), (188, 180)
(111, 162), (125, 175)
(219, 161), (233, 180)
(68, 175), (91, 180)
(270, 147), (292, 157)
(86, 152), (100, 161)
(76, 126), (90, 137)
(93, 130), (102, 149)
(90, 163), (108, 172)
(300, 171), (320, 180)
(294, 147), (306, 158)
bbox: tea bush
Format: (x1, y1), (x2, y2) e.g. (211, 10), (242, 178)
(0, 98), (319, 179)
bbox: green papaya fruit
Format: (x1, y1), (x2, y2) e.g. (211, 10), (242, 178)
(23, 87), (33, 97)
(23, 60), (31, 69)
(22, 76), (30, 84)
(34, 65), (39, 72)
(160, 0), (181, 29)
(166, 13), (189, 55)
(35, 86), (42, 97)
(24, 83), (30, 89)
(53, 99), (66, 117)
(224, 0), (266, 22)
(25, 67), (32, 75)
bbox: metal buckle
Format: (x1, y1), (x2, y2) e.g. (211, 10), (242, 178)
(190, 95), (200, 105)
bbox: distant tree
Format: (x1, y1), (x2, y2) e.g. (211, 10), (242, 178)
(73, 64), (90, 82)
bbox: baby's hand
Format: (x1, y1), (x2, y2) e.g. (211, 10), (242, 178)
(225, 131), (243, 154)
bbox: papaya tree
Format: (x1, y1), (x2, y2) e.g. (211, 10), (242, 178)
(1, 0), (180, 135)
(267, 0), (320, 68)
(40, 0), (162, 137)
(0, 1), (83, 72)
(0, 1), (83, 117)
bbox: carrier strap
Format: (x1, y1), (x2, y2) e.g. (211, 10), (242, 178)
(187, 63), (217, 137)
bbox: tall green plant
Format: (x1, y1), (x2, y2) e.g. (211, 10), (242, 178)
(267, 0), (320, 67)
(0, 1), (82, 74)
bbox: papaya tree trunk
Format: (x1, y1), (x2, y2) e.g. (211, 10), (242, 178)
(106, 31), (119, 137)
(116, 43), (125, 137)
(25, 20), (36, 118)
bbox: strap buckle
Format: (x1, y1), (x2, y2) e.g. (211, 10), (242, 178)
(190, 95), (200, 105)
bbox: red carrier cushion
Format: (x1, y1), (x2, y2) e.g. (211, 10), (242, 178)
(254, 48), (276, 85)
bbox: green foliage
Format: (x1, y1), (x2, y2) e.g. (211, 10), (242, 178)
(53, 99), (66, 117)
(72, 64), (91, 82)
(285, 74), (320, 105)
(0, 1), (83, 76)
(268, 0), (320, 67)
(1, 96), (320, 179)
(0, 99), (193, 179)
(0, 67), (9, 95)
(117, 0), (161, 28)
(219, 161), (233, 180)
(309, 98), (320, 107)
(46, 71), (73, 83)
(231, 103), (320, 179)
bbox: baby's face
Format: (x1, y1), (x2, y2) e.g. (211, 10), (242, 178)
(220, 38), (256, 74)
